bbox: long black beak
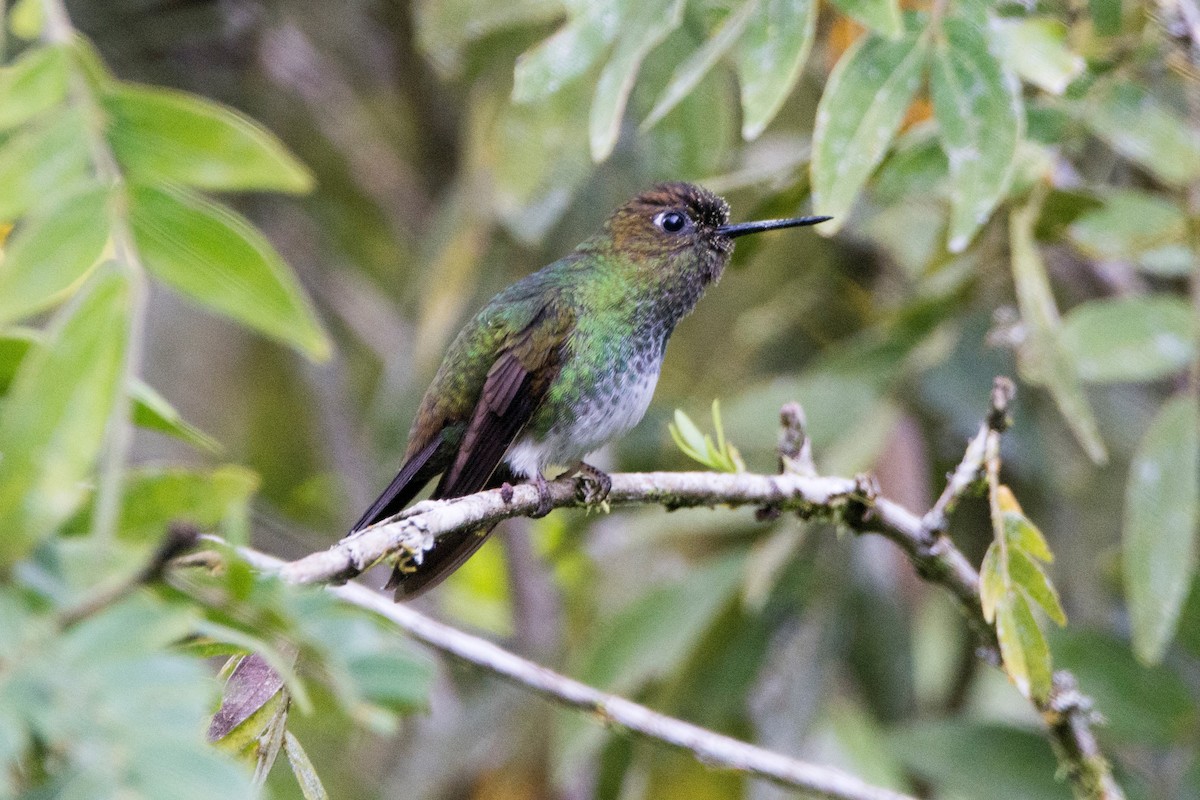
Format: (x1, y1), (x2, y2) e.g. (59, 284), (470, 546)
(716, 215), (832, 239)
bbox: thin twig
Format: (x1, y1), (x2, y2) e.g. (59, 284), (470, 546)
(231, 545), (917, 800)
(921, 376), (1014, 537)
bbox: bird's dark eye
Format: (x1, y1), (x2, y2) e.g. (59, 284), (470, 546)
(655, 210), (689, 234)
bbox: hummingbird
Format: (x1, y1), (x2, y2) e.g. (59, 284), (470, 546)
(351, 182), (829, 599)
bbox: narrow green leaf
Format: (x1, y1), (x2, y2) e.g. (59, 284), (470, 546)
(811, 32), (927, 232)
(642, 0), (759, 131)
(415, 0), (562, 76)
(1124, 393), (1200, 664)
(0, 185), (110, 325)
(130, 381), (223, 453)
(512, 0), (621, 103)
(0, 329), (219, 451)
(1067, 189), (1189, 273)
(0, 265), (129, 563)
(104, 83), (313, 194)
(1010, 203), (1107, 464)
(491, 75), (592, 243)
(0, 44), (68, 130)
(995, 593), (1052, 701)
(1009, 548), (1066, 625)
(579, 555), (744, 690)
(1002, 512), (1053, 563)
(888, 722), (1065, 799)
(827, 0), (902, 38)
(284, 732), (329, 800)
(588, 0), (684, 161)
(734, 0), (816, 140)
(979, 541), (1005, 624)
(128, 184), (331, 360)
(670, 408), (709, 464)
(1060, 296), (1194, 384)
(112, 465), (258, 543)
(0, 106), (94, 220)
(993, 598), (1030, 698)
(1080, 80), (1200, 187)
(931, 19), (1023, 253)
(989, 17), (1084, 95)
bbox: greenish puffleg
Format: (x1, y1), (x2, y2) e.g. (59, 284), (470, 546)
(350, 182), (830, 598)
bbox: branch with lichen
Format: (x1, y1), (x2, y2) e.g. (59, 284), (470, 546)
(207, 377), (1122, 800)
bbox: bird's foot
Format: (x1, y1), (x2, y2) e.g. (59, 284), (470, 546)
(573, 462), (612, 512)
(530, 473), (554, 518)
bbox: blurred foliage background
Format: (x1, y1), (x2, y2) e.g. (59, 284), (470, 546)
(1, 0), (1199, 797)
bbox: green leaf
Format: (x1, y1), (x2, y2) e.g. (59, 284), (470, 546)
(491, 75), (593, 244)
(642, 0), (758, 131)
(0, 265), (129, 563)
(0, 106), (94, 220)
(1080, 80), (1200, 187)
(1052, 628), (1197, 745)
(1124, 393), (1200, 664)
(734, 0), (817, 140)
(979, 541), (1005, 624)
(130, 381), (223, 453)
(931, 19), (1023, 253)
(888, 722), (1068, 800)
(284, 731), (329, 800)
(577, 555), (744, 691)
(1067, 189), (1189, 273)
(128, 184), (331, 360)
(827, 0), (902, 38)
(415, 0), (562, 76)
(811, 31), (927, 233)
(112, 466), (258, 543)
(512, 0), (621, 103)
(0, 185), (110, 325)
(0, 329), (219, 451)
(670, 408), (708, 461)
(989, 17), (1084, 95)
(0, 44), (69, 130)
(589, 0), (684, 161)
(1002, 512), (1053, 563)
(104, 83), (313, 194)
(1060, 296), (1194, 384)
(995, 592), (1052, 701)
(1008, 548), (1066, 625)
(638, 36), (737, 180)
(1009, 203), (1107, 464)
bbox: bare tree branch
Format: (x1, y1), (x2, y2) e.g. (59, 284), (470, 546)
(230, 545), (918, 800)
(211, 378), (1122, 800)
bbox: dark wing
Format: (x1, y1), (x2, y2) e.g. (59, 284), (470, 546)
(381, 302), (574, 598)
(347, 434), (445, 534)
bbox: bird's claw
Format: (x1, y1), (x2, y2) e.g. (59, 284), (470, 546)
(574, 462), (612, 510)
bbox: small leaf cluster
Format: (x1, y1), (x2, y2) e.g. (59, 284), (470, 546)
(980, 486), (1066, 703)
(669, 400), (745, 473)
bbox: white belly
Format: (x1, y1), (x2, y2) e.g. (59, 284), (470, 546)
(504, 363), (661, 479)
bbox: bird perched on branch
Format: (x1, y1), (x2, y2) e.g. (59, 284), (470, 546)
(350, 182), (829, 598)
